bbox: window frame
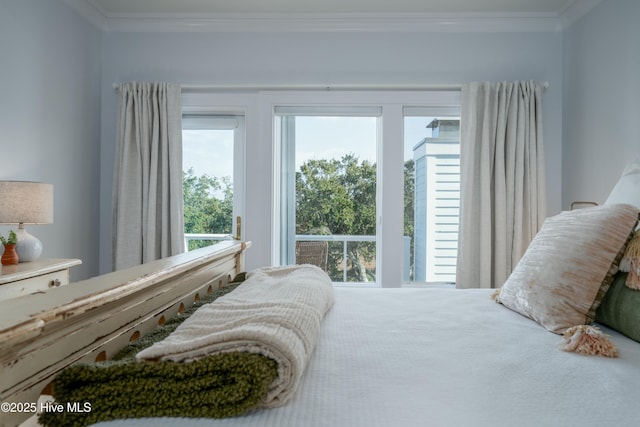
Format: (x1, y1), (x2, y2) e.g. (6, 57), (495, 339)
(276, 109), (381, 284)
(261, 90), (461, 287)
(181, 92), (250, 243)
(408, 122), (461, 283)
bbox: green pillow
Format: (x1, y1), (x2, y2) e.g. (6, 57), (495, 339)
(596, 272), (640, 342)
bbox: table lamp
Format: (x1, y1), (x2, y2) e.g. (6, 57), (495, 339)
(0, 181), (54, 262)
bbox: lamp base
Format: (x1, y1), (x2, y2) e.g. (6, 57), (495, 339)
(15, 225), (43, 262)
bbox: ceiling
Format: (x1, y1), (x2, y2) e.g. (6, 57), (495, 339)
(86, 0), (582, 15)
(63, 0), (603, 32)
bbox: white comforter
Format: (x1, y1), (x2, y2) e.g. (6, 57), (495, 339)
(96, 287), (640, 427)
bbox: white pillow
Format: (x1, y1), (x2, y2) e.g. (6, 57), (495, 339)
(605, 157), (640, 208)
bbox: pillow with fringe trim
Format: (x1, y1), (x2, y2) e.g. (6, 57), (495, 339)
(618, 231), (640, 288)
(494, 204), (639, 357)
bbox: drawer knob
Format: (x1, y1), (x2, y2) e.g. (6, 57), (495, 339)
(49, 279), (62, 288)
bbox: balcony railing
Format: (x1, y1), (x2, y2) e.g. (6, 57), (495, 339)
(185, 233), (411, 283)
(184, 233), (234, 251)
(296, 234), (375, 283)
(295, 235), (411, 282)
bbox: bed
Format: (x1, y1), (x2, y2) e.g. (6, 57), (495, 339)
(98, 285), (640, 427)
(3, 202), (640, 427)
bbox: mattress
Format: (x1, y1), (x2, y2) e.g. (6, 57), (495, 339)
(95, 287), (640, 427)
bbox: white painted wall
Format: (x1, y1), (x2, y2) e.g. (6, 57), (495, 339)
(0, 2), (568, 278)
(99, 29), (564, 274)
(0, 0), (102, 281)
(3, 0), (634, 282)
(563, 0), (640, 207)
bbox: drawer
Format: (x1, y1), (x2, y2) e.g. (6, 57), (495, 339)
(0, 269), (69, 299)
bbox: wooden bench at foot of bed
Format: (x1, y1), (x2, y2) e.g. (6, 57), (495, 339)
(0, 241), (250, 427)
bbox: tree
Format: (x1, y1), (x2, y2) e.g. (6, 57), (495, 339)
(295, 155), (416, 282)
(404, 159), (415, 280)
(182, 155), (416, 281)
(183, 168), (233, 250)
(295, 154), (376, 281)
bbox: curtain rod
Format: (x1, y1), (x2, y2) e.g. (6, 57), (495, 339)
(179, 83), (464, 92)
(112, 83), (463, 92)
(113, 82), (548, 92)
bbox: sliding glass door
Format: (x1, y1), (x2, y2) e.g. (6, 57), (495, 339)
(263, 90), (460, 286)
(277, 108), (379, 283)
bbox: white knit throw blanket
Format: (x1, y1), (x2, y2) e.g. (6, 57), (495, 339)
(136, 264), (334, 408)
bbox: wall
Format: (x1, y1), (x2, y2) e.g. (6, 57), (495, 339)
(563, 0), (640, 207)
(6, 1), (635, 282)
(0, 0), (102, 281)
(99, 29), (564, 273)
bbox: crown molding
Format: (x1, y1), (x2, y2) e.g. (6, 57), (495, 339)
(104, 13), (562, 33)
(559, 0), (603, 29)
(61, 5), (564, 33)
(60, 0), (605, 33)
(62, 0), (108, 30)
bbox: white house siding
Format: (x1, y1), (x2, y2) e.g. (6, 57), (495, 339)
(413, 139), (460, 283)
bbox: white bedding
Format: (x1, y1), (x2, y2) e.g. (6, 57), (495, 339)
(95, 287), (640, 427)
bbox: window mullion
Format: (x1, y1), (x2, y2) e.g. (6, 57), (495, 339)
(378, 105), (405, 288)
(280, 116), (297, 266)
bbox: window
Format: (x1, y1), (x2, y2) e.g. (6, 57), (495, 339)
(182, 114), (245, 250)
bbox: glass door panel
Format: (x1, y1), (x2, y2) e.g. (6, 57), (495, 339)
(278, 112), (378, 284)
(403, 115), (460, 284)
(182, 115), (242, 250)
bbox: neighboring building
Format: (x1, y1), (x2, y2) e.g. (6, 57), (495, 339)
(413, 119), (460, 283)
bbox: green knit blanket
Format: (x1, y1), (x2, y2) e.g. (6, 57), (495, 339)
(39, 276), (278, 427)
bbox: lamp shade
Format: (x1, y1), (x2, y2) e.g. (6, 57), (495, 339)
(0, 181), (54, 224)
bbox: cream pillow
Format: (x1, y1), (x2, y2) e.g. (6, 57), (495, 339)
(495, 203), (639, 334)
(605, 157), (640, 209)
(606, 157), (640, 271)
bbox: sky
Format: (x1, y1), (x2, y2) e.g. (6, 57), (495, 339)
(183, 129), (234, 179)
(182, 116), (436, 180)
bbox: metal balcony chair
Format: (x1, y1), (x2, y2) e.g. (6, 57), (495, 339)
(295, 241), (328, 272)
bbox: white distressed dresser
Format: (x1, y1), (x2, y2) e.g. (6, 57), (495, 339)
(0, 258), (82, 300)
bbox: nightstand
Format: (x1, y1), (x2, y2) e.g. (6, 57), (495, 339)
(0, 258), (82, 300)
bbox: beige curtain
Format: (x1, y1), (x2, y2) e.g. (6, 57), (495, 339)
(112, 82), (184, 271)
(456, 81), (546, 289)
